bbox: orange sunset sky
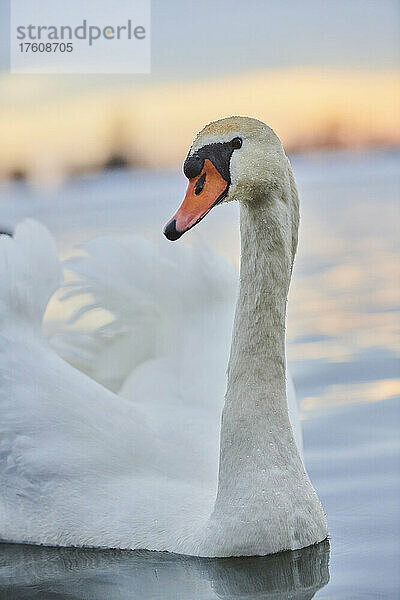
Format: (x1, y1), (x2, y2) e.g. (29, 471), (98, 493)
(0, 67), (399, 180)
(0, 1), (399, 180)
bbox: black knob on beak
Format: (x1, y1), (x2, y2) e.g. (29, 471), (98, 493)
(163, 219), (182, 241)
(183, 154), (204, 179)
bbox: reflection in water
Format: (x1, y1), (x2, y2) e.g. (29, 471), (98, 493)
(302, 377), (400, 414)
(1, 540), (330, 600)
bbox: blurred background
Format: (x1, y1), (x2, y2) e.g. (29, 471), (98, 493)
(0, 0), (399, 182)
(0, 1), (399, 598)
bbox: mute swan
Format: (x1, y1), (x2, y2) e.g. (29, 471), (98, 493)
(0, 116), (328, 556)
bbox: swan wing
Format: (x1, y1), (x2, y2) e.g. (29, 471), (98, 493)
(47, 235), (239, 481)
(0, 221), (165, 544)
(49, 235), (236, 395)
(0, 221), (224, 550)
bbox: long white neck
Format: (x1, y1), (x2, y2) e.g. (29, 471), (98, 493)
(198, 136), (328, 557)
(212, 185), (304, 518)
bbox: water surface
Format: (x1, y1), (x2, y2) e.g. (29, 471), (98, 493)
(1, 151), (399, 598)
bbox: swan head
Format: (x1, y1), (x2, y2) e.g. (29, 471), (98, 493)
(163, 115), (296, 241)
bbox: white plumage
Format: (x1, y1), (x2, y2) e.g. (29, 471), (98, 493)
(0, 117), (327, 556)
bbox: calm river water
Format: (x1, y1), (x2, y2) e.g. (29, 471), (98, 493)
(1, 150), (399, 599)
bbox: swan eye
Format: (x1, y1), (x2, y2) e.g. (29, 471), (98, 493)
(231, 137), (242, 149)
(194, 172), (206, 195)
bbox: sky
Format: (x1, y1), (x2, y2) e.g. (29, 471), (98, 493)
(0, 0), (399, 84)
(0, 0), (398, 176)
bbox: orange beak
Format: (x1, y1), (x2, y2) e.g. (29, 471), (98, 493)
(163, 159), (228, 241)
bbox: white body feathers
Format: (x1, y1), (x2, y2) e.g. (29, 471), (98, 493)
(0, 117), (327, 556)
